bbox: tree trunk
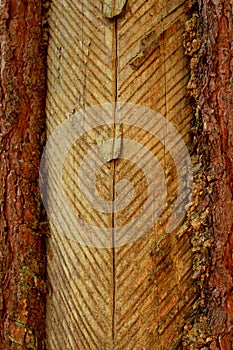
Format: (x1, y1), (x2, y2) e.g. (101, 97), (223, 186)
(1, 0), (233, 349)
(0, 1), (47, 349)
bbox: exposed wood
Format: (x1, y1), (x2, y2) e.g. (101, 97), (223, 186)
(115, 2), (194, 348)
(0, 0), (47, 349)
(45, 0), (195, 349)
(46, 2), (115, 348)
(103, 0), (127, 18)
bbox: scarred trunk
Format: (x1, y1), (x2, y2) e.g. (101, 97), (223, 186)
(1, 0), (233, 349)
(0, 1), (47, 349)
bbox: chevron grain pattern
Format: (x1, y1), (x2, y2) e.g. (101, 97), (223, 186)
(46, 0), (195, 349)
(46, 1), (115, 349)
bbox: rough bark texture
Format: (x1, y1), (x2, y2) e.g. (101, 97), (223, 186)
(0, 1), (48, 349)
(200, 0), (233, 347)
(183, 0), (233, 348)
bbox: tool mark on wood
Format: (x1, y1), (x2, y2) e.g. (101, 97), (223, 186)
(129, 20), (181, 69)
(103, 0), (127, 18)
(112, 123), (123, 160)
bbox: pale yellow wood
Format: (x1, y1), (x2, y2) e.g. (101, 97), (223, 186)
(114, 2), (194, 348)
(46, 2), (115, 348)
(103, 0), (127, 18)
(45, 0), (195, 349)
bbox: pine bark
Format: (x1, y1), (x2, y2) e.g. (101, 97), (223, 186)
(185, 0), (233, 348)
(0, 1), (47, 349)
(199, 0), (233, 347)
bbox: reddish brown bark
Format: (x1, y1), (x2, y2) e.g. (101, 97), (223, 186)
(199, 1), (233, 347)
(0, 1), (48, 349)
(185, 0), (233, 348)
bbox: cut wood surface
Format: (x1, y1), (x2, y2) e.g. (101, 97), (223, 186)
(45, 0), (195, 349)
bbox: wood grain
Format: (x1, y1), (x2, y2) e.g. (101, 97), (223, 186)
(46, 0), (195, 349)
(103, 0), (127, 18)
(46, 1), (115, 348)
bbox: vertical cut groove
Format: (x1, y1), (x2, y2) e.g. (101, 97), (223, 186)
(111, 15), (119, 347)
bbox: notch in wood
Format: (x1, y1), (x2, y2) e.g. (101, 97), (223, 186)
(103, 0), (127, 18)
